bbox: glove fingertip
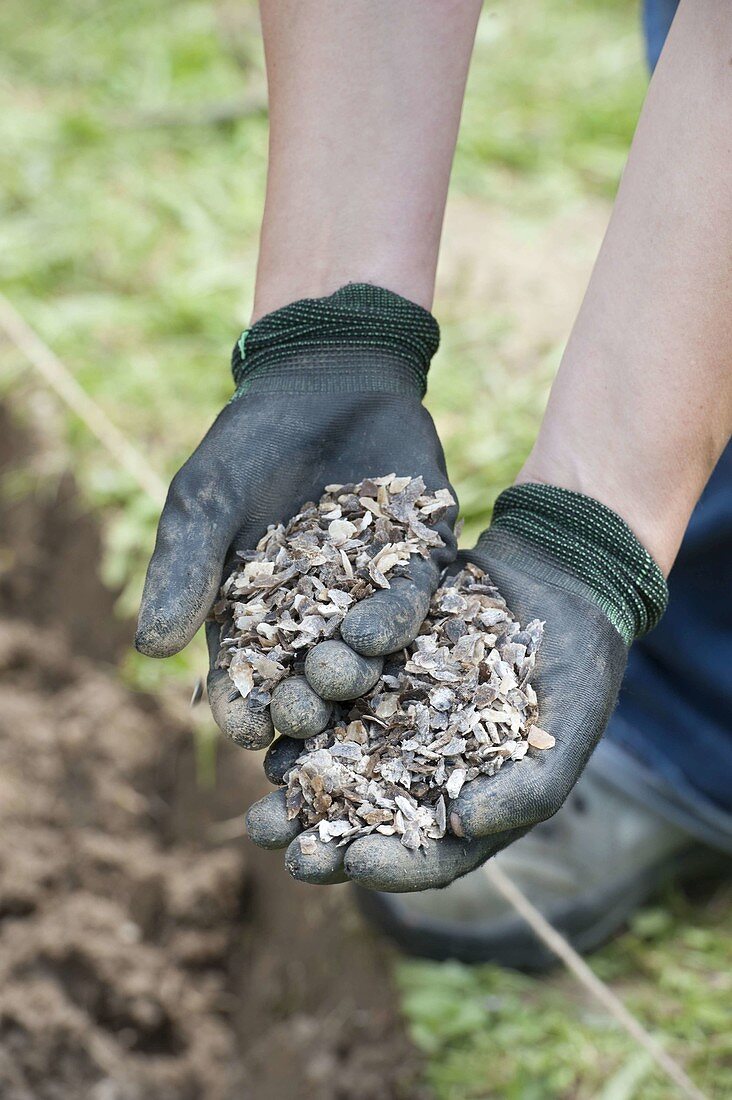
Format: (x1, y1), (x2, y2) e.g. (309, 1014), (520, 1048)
(284, 832), (347, 885)
(450, 758), (553, 838)
(246, 790), (301, 850)
(343, 835), (427, 893)
(304, 641), (382, 702)
(134, 618), (187, 659)
(270, 676), (332, 738)
(263, 736), (303, 785)
(345, 832), (500, 893)
(137, 569), (217, 659)
(208, 669), (274, 749)
(340, 561), (437, 657)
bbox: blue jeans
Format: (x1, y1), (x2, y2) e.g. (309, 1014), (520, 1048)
(642, 0), (681, 69)
(598, 0), (732, 851)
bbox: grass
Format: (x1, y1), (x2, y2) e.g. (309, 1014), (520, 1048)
(0, 0), (647, 563)
(1, 1), (729, 1097)
(397, 883), (732, 1099)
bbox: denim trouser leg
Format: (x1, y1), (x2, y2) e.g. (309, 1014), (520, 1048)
(642, 0), (681, 70)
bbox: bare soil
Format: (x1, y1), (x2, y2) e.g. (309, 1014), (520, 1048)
(0, 407), (424, 1100)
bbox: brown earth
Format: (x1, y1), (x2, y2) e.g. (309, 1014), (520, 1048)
(0, 406), (425, 1100)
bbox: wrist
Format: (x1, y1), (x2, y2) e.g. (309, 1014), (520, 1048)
(488, 481), (668, 645)
(516, 442), (684, 577)
(252, 256), (438, 326)
(232, 283), (439, 400)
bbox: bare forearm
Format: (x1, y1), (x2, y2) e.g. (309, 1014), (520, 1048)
(254, 0), (482, 320)
(519, 0), (732, 574)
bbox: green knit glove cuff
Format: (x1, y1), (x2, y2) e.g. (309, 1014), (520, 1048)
(490, 483), (668, 644)
(231, 283), (439, 399)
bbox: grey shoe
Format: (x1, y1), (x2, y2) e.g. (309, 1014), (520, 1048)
(355, 761), (727, 969)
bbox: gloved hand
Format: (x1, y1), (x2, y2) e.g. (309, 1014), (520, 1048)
(247, 482), (668, 891)
(135, 284), (457, 747)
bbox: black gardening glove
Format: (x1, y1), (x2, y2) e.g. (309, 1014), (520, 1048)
(136, 285), (457, 747)
(247, 483), (668, 891)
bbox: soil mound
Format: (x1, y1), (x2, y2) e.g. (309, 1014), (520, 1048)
(0, 406), (422, 1099)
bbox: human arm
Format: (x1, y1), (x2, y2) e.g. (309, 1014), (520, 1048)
(245, 0), (732, 889)
(135, 2), (483, 741)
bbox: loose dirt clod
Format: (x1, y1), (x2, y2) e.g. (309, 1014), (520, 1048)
(0, 422), (424, 1100)
(216, 477), (550, 851)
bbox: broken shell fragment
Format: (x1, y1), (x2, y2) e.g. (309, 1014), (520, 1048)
(527, 726), (556, 750)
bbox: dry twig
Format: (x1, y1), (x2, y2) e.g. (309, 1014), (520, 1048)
(484, 862), (709, 1100)
(0, 292), (167, 507)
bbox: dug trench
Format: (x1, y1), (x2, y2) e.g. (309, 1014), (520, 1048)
(0, 405), (425, 1100)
